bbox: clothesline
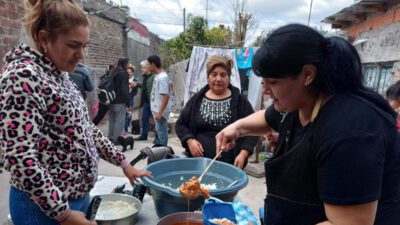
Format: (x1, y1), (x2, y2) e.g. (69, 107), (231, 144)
(185, 40), (249, 49)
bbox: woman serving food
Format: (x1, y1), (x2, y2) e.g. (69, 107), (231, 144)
(216, 24), (400, 225)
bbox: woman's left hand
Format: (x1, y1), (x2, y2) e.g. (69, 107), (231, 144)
(234, 150), (249, 169)
(122, 165), (152, 186)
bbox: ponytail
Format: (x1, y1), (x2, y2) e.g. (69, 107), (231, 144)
(320, 37), (396, 118)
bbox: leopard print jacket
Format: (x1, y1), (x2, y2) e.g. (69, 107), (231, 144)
(0, 43), (127, 219)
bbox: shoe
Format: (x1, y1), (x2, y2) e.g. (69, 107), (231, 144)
(135, 136), (147, 141)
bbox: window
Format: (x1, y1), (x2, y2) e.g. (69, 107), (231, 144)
(363, 64), (393, 95)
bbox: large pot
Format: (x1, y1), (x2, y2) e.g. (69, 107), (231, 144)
(95, 193), (142, 225)
(157, 212), (203, 225)
(142, 158), (248, 218)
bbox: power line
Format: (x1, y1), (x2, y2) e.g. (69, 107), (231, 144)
(133, 14), (183, 20)
(141, 20), (183, 26)
(154, 0), (181, 19)
(129, 7), (213, 12)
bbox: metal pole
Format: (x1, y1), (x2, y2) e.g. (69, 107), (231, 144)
(307, 0), (314, 26)
(183, 8), (186, 32)
(206, 0), (208, 27)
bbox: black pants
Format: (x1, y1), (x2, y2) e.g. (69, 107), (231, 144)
(93, 103), (109, 125)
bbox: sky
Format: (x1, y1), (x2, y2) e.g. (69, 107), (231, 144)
(110, 0), (356, 44)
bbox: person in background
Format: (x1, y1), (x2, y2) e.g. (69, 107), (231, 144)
(125, 64), (138, 133)
(92, 64), (114, 126)
(147, 55), (172, 146)
(108, 58), (130, 145)
(386, 79), (400, 132)
(69, 63), (94, 100)
(0, 1), (151, 225)
(175, 55), (257, 168)
(135, 60), (155, 141)
(216, 24), (400, 225)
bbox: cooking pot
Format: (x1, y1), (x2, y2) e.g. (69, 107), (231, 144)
(157, 212), (203, 225)
(95, 193), (142, 225)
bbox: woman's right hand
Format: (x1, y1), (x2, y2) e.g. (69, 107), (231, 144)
(187, 138), (204, 157)
(60, 210), (97, 225)
(216, 123), (240, 154)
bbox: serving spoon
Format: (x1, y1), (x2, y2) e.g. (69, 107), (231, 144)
(198, 150), (223, 182)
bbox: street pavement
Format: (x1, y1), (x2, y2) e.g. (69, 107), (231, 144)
(0, 114), (267, 225)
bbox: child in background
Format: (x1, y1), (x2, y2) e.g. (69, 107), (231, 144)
(386, 80), (400, 132)
(125, 64), (138, 133)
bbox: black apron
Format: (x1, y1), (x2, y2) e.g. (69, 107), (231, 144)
(263, 113), (327, 225)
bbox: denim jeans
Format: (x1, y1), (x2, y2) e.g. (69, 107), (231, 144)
(9, 187), (90, 225)
(154, 116), (168, 146)
(125, 111), (132, 132)
(139, 102), (151, 139)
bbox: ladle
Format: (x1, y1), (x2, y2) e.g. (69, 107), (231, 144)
(180, 150), (223, 200)
(198, 150), (223, 182)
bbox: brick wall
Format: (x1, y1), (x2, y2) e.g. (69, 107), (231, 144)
(346, 4), (400, 41)
(85, 14), (125, 73)
(0, 0), (23, 67)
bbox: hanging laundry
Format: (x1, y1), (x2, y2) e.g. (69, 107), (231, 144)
(235, 48), (254, 70)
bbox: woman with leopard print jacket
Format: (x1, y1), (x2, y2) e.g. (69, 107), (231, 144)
(0, 1), (151, 225)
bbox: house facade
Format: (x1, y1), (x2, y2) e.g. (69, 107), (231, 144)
(323, 0), (400, 95)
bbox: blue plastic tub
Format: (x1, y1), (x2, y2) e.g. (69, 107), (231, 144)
(203, 200), (237, 225)
(141, 158), (249, 218)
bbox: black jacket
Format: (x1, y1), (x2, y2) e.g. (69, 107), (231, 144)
(111, 67), (130, 106)
(139, 73), (155, 107)
(175, 84), (258, 160)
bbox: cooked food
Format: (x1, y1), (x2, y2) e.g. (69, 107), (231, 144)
(95, 200), (138, 220)
(179, 176), (210, 199)
(201, 183), (218, 190)
(209, 218), (237, 225)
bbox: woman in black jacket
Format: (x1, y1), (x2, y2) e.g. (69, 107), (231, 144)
(175, 55), (258, 168)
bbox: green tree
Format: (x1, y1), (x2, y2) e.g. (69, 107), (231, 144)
(206, 26), (233, 47)
(159, 15), (233, 68)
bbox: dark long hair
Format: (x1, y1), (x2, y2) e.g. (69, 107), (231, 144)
(253, 24), (396, 118)
(386, 80), (400, 100)
(117, 58), (129, 70)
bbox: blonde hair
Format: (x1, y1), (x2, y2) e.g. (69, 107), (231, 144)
(128, 64), (136, 72)
(206, 55), (234, 76)
(23, 0), (90, 43)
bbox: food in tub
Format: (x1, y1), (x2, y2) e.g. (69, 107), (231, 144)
(95, 200), (138, 220)
(209, 218), (237, 225)
(179, 176), (210, 199)
(162, 176), (218, 190)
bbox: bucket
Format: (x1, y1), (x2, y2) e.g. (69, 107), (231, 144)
(141, 158), (248, 218)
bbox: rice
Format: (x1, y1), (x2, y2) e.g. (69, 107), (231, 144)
(173, 182), (218, 191)
(210, 218), (237, 225)
(95, 200), (138, 220)
(201, 183), (218, 190)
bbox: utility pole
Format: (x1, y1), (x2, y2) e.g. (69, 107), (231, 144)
(206, 0), (208, 27)
(307, 0), (314, 26)
(183, 8), (186, 32)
